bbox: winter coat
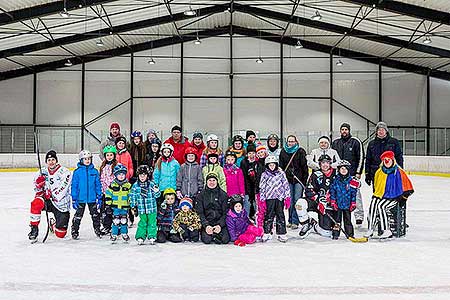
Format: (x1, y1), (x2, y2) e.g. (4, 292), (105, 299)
(190, 141), (206, 164)
(176, 161), (204, 198)
(307, 148), (341, 171)
(129, 143), (147, 179)
(279, 147), (309, 186)
(329, 174), (358, 209)
(100, 163), (115, 193)
(200, 148), (224, 168)
(223, 164), (245, 197)
(259, 168), (290, 201)
(227, 146), (246, 167)
(143, 143), (160, 174)
(195, 185), (228, 227)
(164, 136), (190, 165)
(99, 134), (124, 160)
(305, 169), (336, 210)
(34, 165), (72, 212)
(116, 149), (134, 180)
(153, 157), (180, 192)
(240, 158), (264, 196)
(267, 148), (281, 160)
(157, 202), (179, 231)
(331, 135), (364, 176)
(172, 210), (202, 233)
(226, 209), (251, 241)
(104, 180), (132, 209)
(202, 163), (227, 192)
(129, 180), (161, 215)
(71, 162), (102, 204)
(365, 134), (403, 181)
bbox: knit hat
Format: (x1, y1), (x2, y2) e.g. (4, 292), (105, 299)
(256, 144), (267, 153)
(45, 150), (58, 162)
(246, 130), (256, 140)
(192, 132), (203, 140)
(340, 123), (351, 131)
(376, 121), (389, 132)
(115, 136), (127, 145)
(246, 143), (256, 153)
(318, 135), (330, 146)
(380, 150), (395, 161)
(171, 125), (182, 132)
(110, 122), (120, 131)
(179, 197), (193, 210)
(206, 173), (218, 181)
(147, 128), (157, 136)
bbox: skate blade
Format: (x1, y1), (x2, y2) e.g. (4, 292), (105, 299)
(30, 239), (38, 244)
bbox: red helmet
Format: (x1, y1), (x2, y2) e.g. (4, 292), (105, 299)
(184, 147), (198, 159)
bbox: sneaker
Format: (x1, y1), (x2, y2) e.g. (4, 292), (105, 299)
(299, 218), (317, 239)
(262, 233), (272, 242)
(378, 229), (393, 239)
(110, 235), (118, 243)
(356, 219), (363, 226)
(122, 234), (130, 242)
(28, 225), (39, 243)
(291, 224), (299, 230)
(137, 238), (145, 245)
(277, 235), (288, 243)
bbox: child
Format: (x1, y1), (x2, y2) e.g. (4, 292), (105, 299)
(267, 134), (281, 160)
(366, 151), (414, 239)
(129, 165), (161, 245)
(256, 143), (268, 162)
(241, 143), (264, 222)
(144, 137), (161, 174)
(189, 132), (206, 164)
(329, 160), (359, 240)
(156, 188), (183, 243)
(115, 136), (134, 180)
(129, 130), (147, 184)
(71, 150), (103, 240)
(223, 151), (245, 198)
(99, 145), (117, 235)
(226, 195), (263, 246)
(172, 197), (202, 242)
(200, 134), (224, 167)
(202, 152), (227, 192)
(153, 143), (180, 205)
(176, 147), (203, 200)
(227, 135), (246, 167)
(259, 155), (290, 243)
(105, 164), (132, 243)
(28, 150), (72, 243)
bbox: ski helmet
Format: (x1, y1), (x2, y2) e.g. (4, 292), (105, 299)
(79, 150), (92, 160)
(318, 154), (332, 163)
(131, 130), (142, 139)
(150, 137), (162, 146)
(206, 134), (219, 143)
(228, 194), (244, 209)
(113, 164), (127, 176)
(265, 155), (278, 165)
(161, 143), (174, 153)
(232, 135), (244, 144)
(103, 145), (117, 155)
(337, 160), (351, 169)
(184, 147), (198, 159)
(225, 150), (237, 159)
(137, 165), (150, 175)
(163, 188), (176, 197)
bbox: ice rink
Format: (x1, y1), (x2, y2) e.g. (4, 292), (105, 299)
(1, 172), (450, 300)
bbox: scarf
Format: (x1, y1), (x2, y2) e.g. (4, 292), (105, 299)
(373, 163), (414, 199)
(284, 143), (299, 154)
(139, 180), (149, 200)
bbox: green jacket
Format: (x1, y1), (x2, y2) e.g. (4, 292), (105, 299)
(105, 180), (132, 209)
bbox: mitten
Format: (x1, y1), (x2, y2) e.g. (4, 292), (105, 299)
(284, 197), (291, 210)
(349, 202), (357, 212)
(330, 200), (338, 211)
(176, 190), (183, 199)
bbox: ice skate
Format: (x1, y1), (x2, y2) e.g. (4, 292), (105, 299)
(262, 233), (272, 242)
(299, 218), (317, 239)
(277, 234), (288, 243)
(137, 238), (144, 245)
(122, 234), (130, 242)
(110, 235), (118, 244)
(28, 225), (38, 244)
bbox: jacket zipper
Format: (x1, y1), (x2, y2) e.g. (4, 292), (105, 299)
(187, 163), (191, 196)
(86, 166), (89, 203)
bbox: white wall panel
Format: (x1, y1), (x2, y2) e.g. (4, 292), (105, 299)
(430, 78), (450, 127)
(0, 75), (33, 124)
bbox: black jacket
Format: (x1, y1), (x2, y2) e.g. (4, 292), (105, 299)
(240, 158), (264, 196)
(365, 134), (403, 180)
(331, 135), (364, 176)
(279, 147), (308, 186)
(195, 186), (228, 227)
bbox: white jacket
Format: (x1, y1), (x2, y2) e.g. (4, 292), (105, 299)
(307, 148), (341, 171)
(34, 165), (72, 212)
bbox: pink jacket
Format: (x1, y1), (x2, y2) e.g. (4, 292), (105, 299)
(223, 164), (245, 197)
(100, 163), (115, 193)
(116, 150), (133, 180)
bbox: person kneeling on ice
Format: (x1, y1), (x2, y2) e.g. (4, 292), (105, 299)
(196, 173), (230, 244)
(296, 154), (336, 239)
(156, 188), (183, 243)
(329, 160), (360, 240)
(259, 155), (291, 243)
(28, 150), (72, 243)
(129, 165), (160, 245)
(71, 150), (103, 240)
(172, 197), (202, 242)
(366, 151), (414, 239)
(226, 195), (263, 246)
(104, 164), (132, 243)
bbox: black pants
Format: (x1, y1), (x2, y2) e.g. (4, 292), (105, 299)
(101, 202), (113, 231)
(45, 200), (70, 230)
(71, 203), (100, 234)
(179, 224), (199, 242)
(332, 209), (354, 238)
(156, 230), (183, 243)
(263, 199), (287, 235)
(201, 226), (230, 244)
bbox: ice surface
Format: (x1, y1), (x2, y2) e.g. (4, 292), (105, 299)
(1, 172), (450, 300)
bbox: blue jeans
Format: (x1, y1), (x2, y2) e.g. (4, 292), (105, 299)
(243, 195), (251, 217)
(288, 183), (304, 225)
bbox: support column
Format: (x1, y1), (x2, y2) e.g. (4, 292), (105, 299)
(180, 42), (184, 128)
(130, 53), (134, 133)
(81, 63), (85, 149)
(378, 61), (382, 122)
(329, 52), (333, 136)
(280, 42), (284, 142)
(426, 72), (431, 155)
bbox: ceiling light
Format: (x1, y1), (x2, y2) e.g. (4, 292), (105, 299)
(59, 8), (70, 18)
(256, 57), (264, 64)
(96, 38), (104, 47)
(311, 10), (322, 21)
(194, 37), (202, 45)
(423, 36), (432, 44)
(148, 57), (156, 65)
(64, 59), (73, 67)
(336, 59), (344, 66)
(184, 6), (196, 16)
(295, 39), (303, 49)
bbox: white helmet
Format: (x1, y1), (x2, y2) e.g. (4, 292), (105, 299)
(206, 134), (219, 143)
(161, 143), (174, 152)
(79, 150), (92, 160)
(265, 155), (278, 165)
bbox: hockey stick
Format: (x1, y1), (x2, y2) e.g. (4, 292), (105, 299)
(325, 212), (368, 243)
(34, 131), (51, 243)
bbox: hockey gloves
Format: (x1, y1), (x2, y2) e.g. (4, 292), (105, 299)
(44, 189), (52, 200)
(349, 201), (357, 212)
(317, 197), (327, 215)
(35, 175), (46, 190)
(284, 197), (291, 210)
(330, 199), (338, 211)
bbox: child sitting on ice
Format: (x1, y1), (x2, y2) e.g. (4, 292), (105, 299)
(156, 188), (183, 243)
(172, 197), (202, 242)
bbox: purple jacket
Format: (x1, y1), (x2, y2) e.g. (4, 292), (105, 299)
(259, 168), (290, 201)
(223, 164), (246, 197)
(226, 209), (250, 241)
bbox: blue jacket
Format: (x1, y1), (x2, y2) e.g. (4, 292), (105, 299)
(329, 174), (357, 210)
(153, 158), (180, 192)
(129, 181), (161, 215)
(71, 162), (102, 203)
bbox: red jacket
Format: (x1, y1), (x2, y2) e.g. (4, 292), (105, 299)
(164, 136), (190, 165)
(189, 141), (206, 164)
(116, 150), (134, 180)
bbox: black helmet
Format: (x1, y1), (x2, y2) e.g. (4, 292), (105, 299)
(318, 154), (332, 163)
(228, 194), (244, 208)
(225, 150), (237, 159)
(232, 135), (244, 144)
(137, 165), (150, 175)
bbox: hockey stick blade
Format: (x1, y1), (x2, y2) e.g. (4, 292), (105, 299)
(348, 236), (368, 243)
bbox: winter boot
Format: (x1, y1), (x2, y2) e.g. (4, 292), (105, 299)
(137, 238), (145, 245)
(299, 218), (317, 239)
(94, 228), (102, 238)
(100, 227), (110, 236)
(122, 234), (130, 242)
(71, 228), (79, 240)
(277, 235), (288, 243)
(286, 223), (292, 229)
(28, 225), (39, 243)
(364, 228), (374, 238)
(262, 233), (272, 242)
(234, 240), (246, 247)
(110, 235), (118, 243)
(148, 237), (156, 245)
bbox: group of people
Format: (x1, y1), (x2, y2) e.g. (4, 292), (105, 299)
(27, 120), (414, 245)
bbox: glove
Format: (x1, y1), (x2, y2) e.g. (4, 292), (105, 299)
(35, 175), (46, 190)
(349, 202), (357, 212)
(176, 190), (183, 199)
(131, 207), (138, 217)
(188, 226), (195, 232)
(365, 176), (372, 186)
(317, 201), (326, 215)
(284, 197), (291, 210)
(44, 189), (52, 200)
(178, 227), (185, 235)
(72, 200), (79, 210)
(330, 200), (338, 211)
(170, 228), (178, 234)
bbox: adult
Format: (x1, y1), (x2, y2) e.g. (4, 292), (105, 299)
(267, 134), (281, 160)
(28, 150), (72, 243)
(144, 137), (161, 175)
(365, 121), (403, 187)
(227, 135), (246, 167)
(307, 136), (340, 171)
(164, 125), (190, 165)
(99, 122), (123, 160)
(244, 130), (257, 150)
(143, 129), (159, 155)
(279, 135), (309, 229)
(189, 132), (206, 164)
(195, 173), (230, 244)
(331, 123), (365, 225)
(200, 134), (224, 167)
(129, 130), (147, 183)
